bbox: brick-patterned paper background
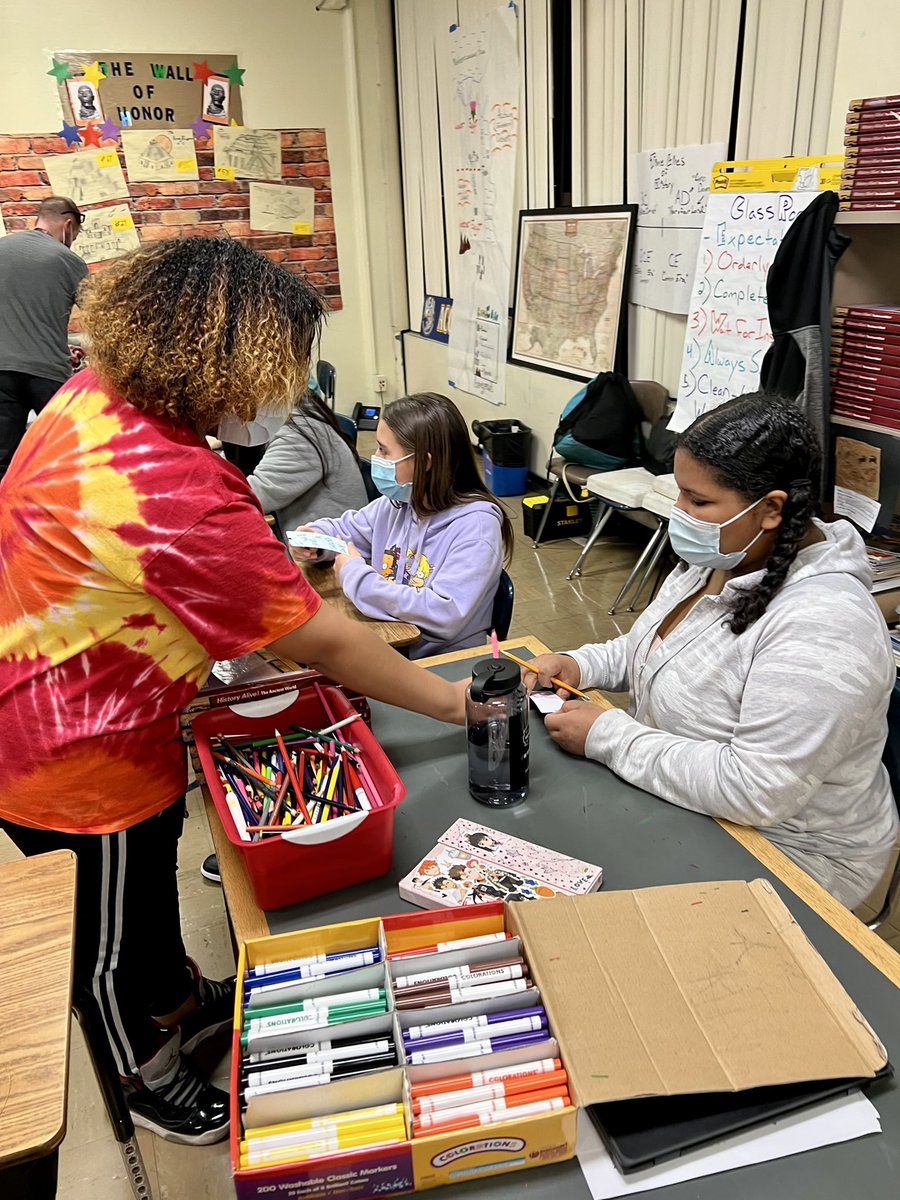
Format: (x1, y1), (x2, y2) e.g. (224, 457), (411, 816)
(0, 129), (342, 309)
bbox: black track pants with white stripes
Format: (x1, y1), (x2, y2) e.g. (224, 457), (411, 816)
(0, 798), (192, 1077)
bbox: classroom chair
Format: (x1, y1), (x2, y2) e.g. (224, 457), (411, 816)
(316, 359), (336, 407)
(606, 475), (676, 615)
(358, 457), (380, 503)
(532, 380), (669, 549)
(335, 412), (358, 448)
(490, 569), (515, 639)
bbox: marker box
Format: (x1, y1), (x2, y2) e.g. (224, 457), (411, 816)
(231, 884), (884, 1198)
(231, 906), (575, 1199)
(194, 685), (405, 910)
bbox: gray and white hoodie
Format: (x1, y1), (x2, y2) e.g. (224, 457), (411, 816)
(567, 519), (898, 909)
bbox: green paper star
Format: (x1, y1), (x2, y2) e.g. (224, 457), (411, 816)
(224, 63), (245, 87)
(47, 58), (72, 84)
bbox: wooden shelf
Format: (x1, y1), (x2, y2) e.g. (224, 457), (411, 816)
(835, 211), (900, 226)
(830, 414), (900, 440)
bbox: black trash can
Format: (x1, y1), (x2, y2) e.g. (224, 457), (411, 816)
(471, 419), (532, 496)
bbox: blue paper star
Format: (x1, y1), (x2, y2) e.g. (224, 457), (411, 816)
(191, 115), (212, 142)
(57, 122), (82, 147)
(98, 118), (121, 143)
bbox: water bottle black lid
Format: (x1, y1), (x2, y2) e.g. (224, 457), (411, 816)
(470, 658), (521, 701)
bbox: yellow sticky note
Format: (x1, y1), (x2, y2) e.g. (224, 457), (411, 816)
(292, 221), (312, 236)
(110, 215), (134, 232)
(176, 158), (197, 174)
(97, 151), (118, 169)
(215, 165), (237, 181)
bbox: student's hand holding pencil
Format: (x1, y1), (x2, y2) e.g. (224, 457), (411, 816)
(519, 653), (583, 699)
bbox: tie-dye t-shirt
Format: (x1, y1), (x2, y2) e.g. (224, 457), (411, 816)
(0, 369), (320, 834)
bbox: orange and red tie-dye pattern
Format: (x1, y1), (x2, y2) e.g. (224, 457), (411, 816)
(0, 369), (319, 834)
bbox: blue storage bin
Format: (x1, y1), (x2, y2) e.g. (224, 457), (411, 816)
(483, 451), (529, 496)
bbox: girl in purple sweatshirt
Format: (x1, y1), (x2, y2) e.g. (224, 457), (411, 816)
(301, 392), (513, 659)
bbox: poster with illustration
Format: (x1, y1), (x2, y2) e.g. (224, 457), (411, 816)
(121, 129), (198, 182)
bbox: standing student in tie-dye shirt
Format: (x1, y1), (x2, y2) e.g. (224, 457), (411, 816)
(0, 237), (464, 1146)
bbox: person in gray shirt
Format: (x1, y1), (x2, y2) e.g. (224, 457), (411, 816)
(247, 389), (368, 532)
(0, 195), (89, 479)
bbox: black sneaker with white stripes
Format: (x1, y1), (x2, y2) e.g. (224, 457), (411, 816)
(126, 1039), (229, 1145)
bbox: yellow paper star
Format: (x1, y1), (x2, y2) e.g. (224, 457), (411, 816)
(230, 118), (240, 127)
(80, 60), (107, 88)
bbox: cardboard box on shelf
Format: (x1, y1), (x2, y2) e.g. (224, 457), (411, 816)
(230, 881), (886, 1199)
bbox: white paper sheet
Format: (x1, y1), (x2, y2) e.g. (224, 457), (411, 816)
(833, 486), (881, 533)
(576, 1092), (881, 1199)
(441, 4), (519, 405)
(628, 143), (726, 315)
(286, 531), (349, 556)
(671, 189), (819, 432)
(530, 693), (565, 714)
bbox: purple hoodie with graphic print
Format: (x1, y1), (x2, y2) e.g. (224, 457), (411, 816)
(310, 497), (503, 659)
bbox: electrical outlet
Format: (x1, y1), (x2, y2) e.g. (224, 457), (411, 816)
(374, 374), (387, 394)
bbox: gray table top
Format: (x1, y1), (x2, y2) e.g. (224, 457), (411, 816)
(266, 649), (900, 1199)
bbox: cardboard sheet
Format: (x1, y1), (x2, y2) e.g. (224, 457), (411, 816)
(510, 880), (886, 1106)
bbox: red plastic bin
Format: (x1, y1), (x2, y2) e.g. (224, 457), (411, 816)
(193, 686), (405, 911)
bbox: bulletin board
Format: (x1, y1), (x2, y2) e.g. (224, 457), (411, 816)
(0, 51), (341, 307)
(0, 126), (341, 308)
(51, 51), (245, 131)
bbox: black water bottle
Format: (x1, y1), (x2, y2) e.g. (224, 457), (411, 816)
(465, 659), (530, 806)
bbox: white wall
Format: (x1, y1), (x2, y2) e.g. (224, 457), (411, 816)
(0, 0), (405, 410)
(828, 0), (900, 148)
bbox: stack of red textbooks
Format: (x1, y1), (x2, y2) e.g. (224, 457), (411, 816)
(840, 96), (900, 211)
(831, 305), (900, 429)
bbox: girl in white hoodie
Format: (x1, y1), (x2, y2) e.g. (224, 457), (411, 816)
(529, 392), (898, 910)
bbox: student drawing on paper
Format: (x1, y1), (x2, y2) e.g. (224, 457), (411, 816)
(139, 134), (175, 174)
(292, 392), (513, 659)
(62, 156), (117, 207)
(219, 131), (280, 180)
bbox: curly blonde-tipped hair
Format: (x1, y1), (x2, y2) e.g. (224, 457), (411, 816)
(79, 236), (325, 430)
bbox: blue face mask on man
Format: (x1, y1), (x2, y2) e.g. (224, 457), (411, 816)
(370, 452), (414, 503)
(668, 496), (766, 570)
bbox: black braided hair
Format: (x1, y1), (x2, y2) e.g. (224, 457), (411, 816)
(678, 393), (822, 635)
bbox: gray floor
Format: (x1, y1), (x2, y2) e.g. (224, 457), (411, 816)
(0, 491), (653, 1198)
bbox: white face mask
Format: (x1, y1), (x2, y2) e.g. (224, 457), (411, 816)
(668, 496), (766, 570)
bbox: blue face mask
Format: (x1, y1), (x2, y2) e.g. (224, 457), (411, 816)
(668, 497), (766, 570)
(370, 452), (414, 503)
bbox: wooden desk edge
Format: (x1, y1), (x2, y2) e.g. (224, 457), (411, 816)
(202, 637), (900, 990)
(0, 850), (76, 1163)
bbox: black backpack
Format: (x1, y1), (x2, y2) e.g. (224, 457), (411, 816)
(553, 372), (642, 473)
(639, 413), (677, 476)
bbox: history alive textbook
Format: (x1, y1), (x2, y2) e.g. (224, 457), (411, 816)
(399, 819), (603, 911)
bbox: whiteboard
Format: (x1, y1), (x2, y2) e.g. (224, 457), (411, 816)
(670, 190), (819, 433)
